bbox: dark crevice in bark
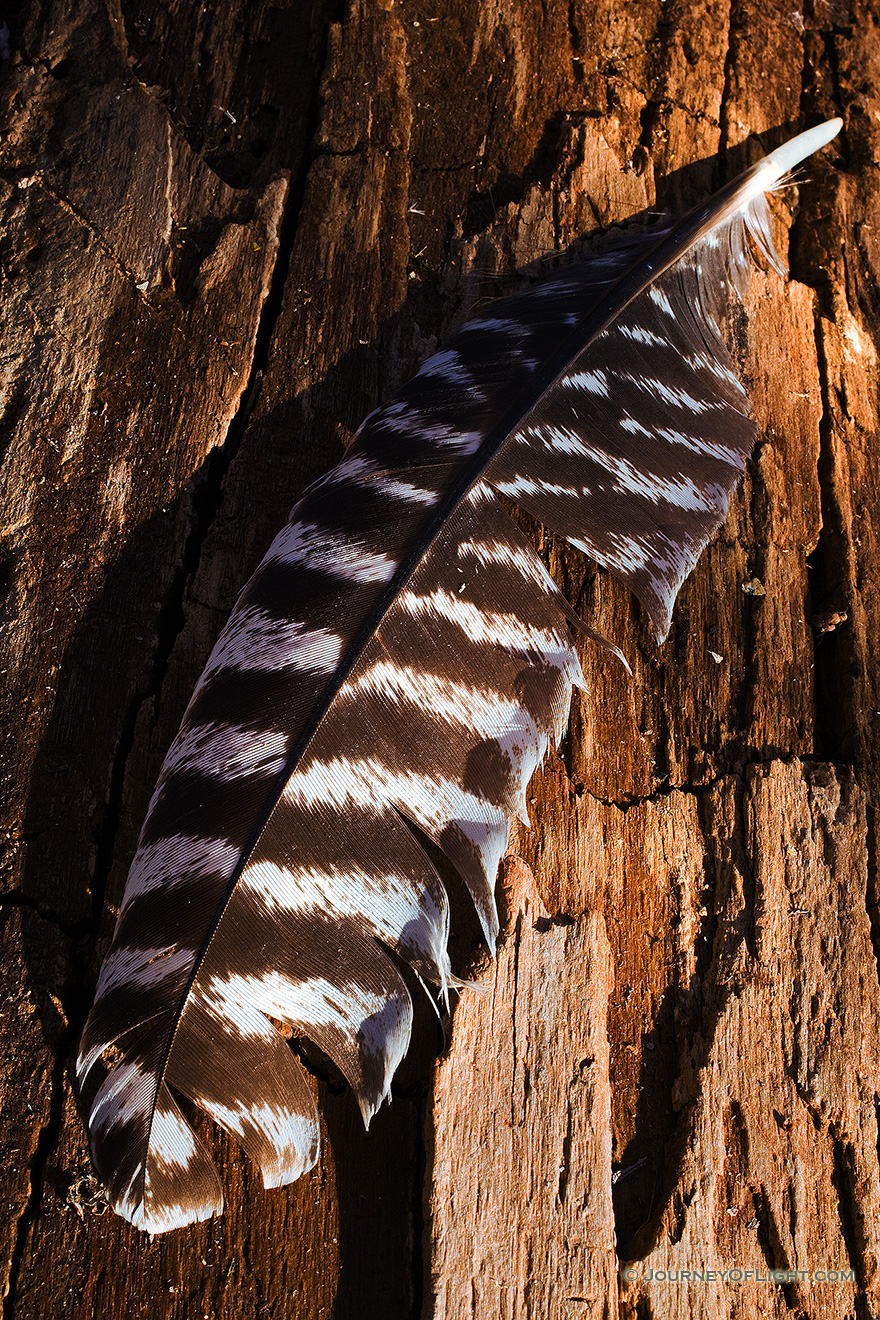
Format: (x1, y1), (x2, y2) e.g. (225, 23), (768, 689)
(793, 20), (849, 762)
(557, 1091), (574, 1206)
(831, 1136), (864, 1285)
(409, 1095), (427, 1320)
(801, 306), (836, 761)
(612, 979), (682, 1259)
(717, 0), (739, 163)
(570, 755), (828, 817)
(864, 805), (880, 987)
(633, 0), (674, 168)
(0, 891), (85, 939)
(804, 0), (846, 127)
(751, 1186), (798, 1308)
(800, 291), (873, 927)
(508, 912), (523, 1126)
(634, 97), (661, 178)
(566, 2), (582, 83)
(732, 772), (759, 964)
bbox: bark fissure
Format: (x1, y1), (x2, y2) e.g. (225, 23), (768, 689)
(717, 0), (737, 162)
(0, 893), (84, 939)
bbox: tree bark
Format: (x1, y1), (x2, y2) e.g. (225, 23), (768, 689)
(1, 1), (877, 1317)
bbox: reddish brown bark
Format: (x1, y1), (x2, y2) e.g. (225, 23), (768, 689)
(1, 2), (877, 1317)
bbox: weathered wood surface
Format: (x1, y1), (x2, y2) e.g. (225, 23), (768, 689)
(434, 763), (879, 1318)
(0, 1), (877, 1317)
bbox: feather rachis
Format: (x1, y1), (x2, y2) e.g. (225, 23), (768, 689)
(79, 120), (841, 1232)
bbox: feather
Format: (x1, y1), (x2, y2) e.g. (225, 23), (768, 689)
(78, 119), (841, 1232)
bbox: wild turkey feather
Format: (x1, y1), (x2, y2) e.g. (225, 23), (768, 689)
(78, 119), (842, 1233)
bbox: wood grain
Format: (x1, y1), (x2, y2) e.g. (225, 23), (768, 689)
(1, 0), (877, 1317)
(431, 763), (877, 1318)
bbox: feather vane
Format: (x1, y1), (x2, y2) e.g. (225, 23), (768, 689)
(78, 120), (841, 1232)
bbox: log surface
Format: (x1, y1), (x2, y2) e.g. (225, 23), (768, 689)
(0, 1), (877, 1317)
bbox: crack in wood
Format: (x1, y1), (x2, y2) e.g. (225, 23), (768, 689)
(35, 178), (177, 318)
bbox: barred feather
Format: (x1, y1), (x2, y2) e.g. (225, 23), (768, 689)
(79, 120), (841, 1232)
